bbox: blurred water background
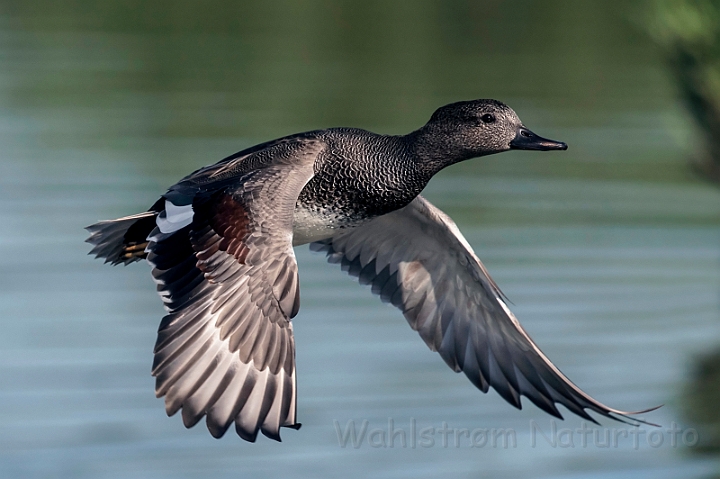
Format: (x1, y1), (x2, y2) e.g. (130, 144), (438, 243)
(1, 1), (720, 478)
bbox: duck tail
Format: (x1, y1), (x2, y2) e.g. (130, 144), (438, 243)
(86, 210), (159, 265)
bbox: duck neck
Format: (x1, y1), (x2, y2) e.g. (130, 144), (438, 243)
(403, 125), (475, 177)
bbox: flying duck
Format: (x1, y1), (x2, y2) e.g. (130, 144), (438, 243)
(86, 99), (657, 442)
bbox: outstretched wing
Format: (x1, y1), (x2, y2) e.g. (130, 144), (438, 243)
(148, 138), (324, 441)
(311, 195), (658, 425)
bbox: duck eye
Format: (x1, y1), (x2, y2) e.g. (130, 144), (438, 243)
(480, 113), (495, 124)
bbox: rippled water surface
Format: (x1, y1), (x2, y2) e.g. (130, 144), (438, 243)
(1, 1), (720, 478)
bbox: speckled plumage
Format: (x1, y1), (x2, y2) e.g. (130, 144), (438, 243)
(301, 129), (422, 214)
(294, 128), (430, 241)
(86, 99), (657, 443)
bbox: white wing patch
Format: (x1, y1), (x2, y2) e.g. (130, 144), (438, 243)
(157, 200), (194, 234)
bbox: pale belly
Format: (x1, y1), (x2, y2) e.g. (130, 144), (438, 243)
(291, 203), (365, 246)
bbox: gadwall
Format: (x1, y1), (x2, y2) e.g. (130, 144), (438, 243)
(86, 99), (656, 442)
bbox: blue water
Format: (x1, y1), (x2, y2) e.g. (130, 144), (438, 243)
(2, 2), (720, 477)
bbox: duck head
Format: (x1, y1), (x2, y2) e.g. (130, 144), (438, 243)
(411, 99), (567, 172)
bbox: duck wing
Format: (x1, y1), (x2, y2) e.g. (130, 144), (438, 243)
(148, 138), (324, 441)
(311, 195), (657, 425)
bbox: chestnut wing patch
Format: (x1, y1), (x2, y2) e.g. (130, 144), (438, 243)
(193, 193), (253, 269)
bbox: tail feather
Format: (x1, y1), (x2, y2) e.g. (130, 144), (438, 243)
(86, 212), (159, 265)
